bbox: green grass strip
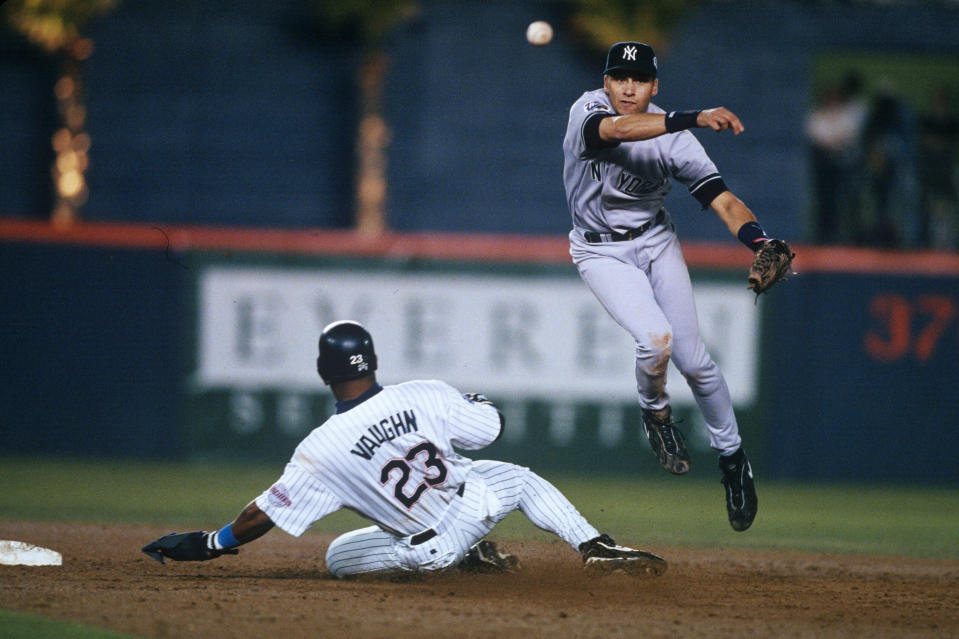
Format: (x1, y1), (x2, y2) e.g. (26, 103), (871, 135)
(2, 457), (957, 559)
(0, 609), (137, 639)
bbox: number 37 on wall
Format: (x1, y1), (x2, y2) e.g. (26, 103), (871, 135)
(864, 294), (958, 363)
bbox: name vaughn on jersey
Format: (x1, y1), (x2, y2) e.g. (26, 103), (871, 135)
(349, 410), (419, 460)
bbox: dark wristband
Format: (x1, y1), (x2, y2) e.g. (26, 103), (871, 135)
(665, 110), (701, 133)
(737, 221), (769, 250)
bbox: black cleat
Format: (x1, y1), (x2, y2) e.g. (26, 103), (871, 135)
(641, 407), (691, 475)
(578, 534), (667, 577)
(459, 540), (521, 573)
(719, 448), (758, 532)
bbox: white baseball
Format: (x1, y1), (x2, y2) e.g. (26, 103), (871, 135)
(526, 21), (553, 46)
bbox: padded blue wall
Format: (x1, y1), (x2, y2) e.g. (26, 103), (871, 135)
(0, 243), (185, 458)
(82, 0), (357, 228)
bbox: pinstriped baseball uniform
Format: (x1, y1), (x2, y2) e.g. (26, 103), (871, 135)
(563, 89), (742, 454)
(255, 380), (599, 577)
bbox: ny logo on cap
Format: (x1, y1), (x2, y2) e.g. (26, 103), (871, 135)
(623, 45), (637, 61)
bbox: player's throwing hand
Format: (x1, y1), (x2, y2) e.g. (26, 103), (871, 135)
(698, 107), (744, 134)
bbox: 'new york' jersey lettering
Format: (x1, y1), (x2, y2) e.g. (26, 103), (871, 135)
(590, 161), (602, 182)
(563, 88), (721, 234)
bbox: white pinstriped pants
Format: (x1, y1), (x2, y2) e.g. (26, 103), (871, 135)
(324, 460), (599, 577)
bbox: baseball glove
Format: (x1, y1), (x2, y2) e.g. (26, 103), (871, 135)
(747, 239), (795, 299)
(141, 531), (238, 564)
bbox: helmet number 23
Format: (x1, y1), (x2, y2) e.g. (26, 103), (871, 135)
(349, 354), (369, 371)
(379, 442), (448, 508)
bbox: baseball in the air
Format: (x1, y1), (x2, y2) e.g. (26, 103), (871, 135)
(526, 21), (553, 46)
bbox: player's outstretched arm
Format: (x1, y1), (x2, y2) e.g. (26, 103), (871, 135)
(600, 106), (744, 143)
(599, 113), (669, 142)
(230, 501), (276, 543)
(710, 191), (758, 237)
(141, 501), (275, 564)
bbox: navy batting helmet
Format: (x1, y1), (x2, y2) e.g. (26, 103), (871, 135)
(316, 320), (378, 385)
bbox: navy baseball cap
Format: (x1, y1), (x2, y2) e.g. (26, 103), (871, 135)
(604, 42), (657, 77)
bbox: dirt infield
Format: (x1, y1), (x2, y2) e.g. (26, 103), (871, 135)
(2, 521), (957, 639)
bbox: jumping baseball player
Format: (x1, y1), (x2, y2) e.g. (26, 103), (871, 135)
(563, 42), (791, 532)
(142, 320), (667, 577)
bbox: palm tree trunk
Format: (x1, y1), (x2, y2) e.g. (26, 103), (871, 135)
(50, 40), (93, 228)
(354, 49), (391, 236)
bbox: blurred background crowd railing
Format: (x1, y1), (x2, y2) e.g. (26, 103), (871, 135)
(806, 63), (959, 250)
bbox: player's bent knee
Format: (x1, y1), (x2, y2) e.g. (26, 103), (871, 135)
(680, 358), (722, 391)
(325, 526), (397, 578)
(635, 332), (673, 363)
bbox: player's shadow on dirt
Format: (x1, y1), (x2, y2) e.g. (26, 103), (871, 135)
(143, 569), (332, 581)
(148, 568), (525, 583)
(214, 570), (512, 583)
(209, 569), (334, 580)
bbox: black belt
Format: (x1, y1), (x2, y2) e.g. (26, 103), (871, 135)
(409, 529), (437, 545)
(409, 483), (465, 545)
(583, 210), (665, 243)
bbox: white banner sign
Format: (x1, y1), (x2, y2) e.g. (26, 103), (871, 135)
(194, 267), (760, 405)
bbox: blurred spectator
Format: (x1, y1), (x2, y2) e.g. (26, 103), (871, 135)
(859, 81), (920, 248)
(805, 72), (867, 244)
(917, 86), (959, 250)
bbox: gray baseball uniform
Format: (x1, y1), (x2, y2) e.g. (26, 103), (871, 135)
(563, 89), (741, 455)
(255, 380), (599, 577)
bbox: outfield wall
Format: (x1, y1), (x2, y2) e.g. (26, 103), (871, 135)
(2, 220), (957, 483)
